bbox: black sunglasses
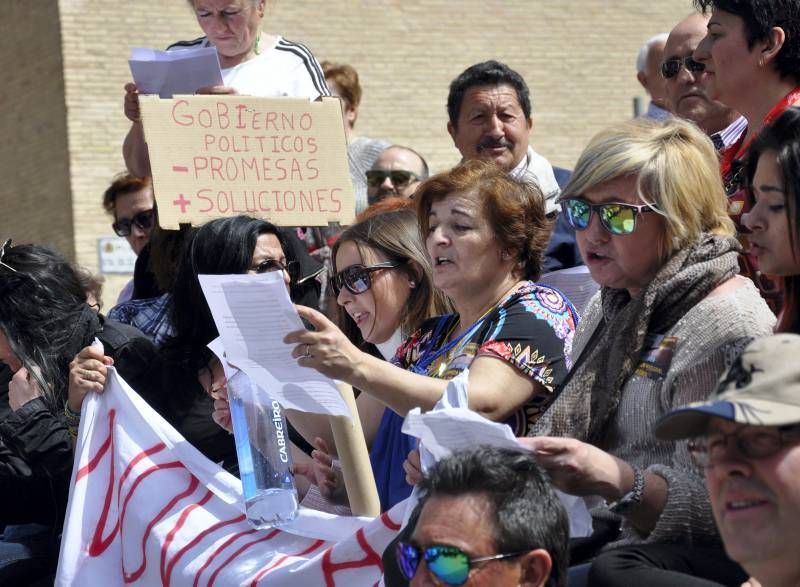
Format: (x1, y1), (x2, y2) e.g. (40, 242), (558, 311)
(112, 209), (156, 237)
(365, 169), (420, 189)
(661, 56), (705, 79)
(331, 261), (404, 295)
(396, 542), (527, 585)
(252, 258), (299, 279)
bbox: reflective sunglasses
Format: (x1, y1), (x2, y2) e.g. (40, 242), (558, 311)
(365, 169), (420, 189)
(661, 56), (705, 79)
(0, 239), (17, 273)
(396, 542), (526, 586)
(561, 198), (657, 236)
(331, 261), (403, 295)
(688, 424), (800, 468)
(112, 209), (156, 237)
(251, 258), (298, 280)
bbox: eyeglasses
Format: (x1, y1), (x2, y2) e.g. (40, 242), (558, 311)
(112, 209), (156, 237)
(661, 56), (705, 79)
(561, 198), (658, 236)
(688, 424), (800, 468)
(365, 169), (421, 189)
(251, 258), (298, 279)
(330, 261), (403, 296)
(396, 542), (526, 586)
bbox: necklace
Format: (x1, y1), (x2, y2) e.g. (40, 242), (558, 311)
(446, 280), (525, 342)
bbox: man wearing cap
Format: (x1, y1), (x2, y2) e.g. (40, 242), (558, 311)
(656, 334), (800, 587)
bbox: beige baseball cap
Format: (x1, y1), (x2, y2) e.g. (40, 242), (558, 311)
(656, 334), (800, 440)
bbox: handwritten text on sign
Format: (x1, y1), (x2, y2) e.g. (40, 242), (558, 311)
(140, 95), (354, 228)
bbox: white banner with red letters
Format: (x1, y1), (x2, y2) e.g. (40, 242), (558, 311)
(56, 368), (401, 586)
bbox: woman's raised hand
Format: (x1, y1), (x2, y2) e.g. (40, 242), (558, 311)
(68, 345), (114, 413)
(285, 305), (364, 382)
(124, 82), (141, 122)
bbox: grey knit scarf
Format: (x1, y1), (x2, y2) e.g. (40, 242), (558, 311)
(533, 234), (741, 446)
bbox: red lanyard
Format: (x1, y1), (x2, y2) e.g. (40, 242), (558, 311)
(720, 86), (800, 180)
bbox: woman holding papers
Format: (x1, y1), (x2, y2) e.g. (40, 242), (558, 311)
(279, 206), (449, 511)
(283, 161), (578, 508)
(510, 119), (775, 584)
(123, 0), (329, 176)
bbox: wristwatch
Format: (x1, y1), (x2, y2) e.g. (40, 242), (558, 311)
(608, 466), (645, 515)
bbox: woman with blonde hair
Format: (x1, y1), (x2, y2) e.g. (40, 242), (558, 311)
(517, 118), (775, 585)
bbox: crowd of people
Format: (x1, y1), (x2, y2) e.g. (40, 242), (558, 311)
(2, 0), (800, 585)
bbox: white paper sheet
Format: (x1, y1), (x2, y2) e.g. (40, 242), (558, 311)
(129, 46), (223, 98)
(401, 371), (593, 537)
(198, 273), (351, 419)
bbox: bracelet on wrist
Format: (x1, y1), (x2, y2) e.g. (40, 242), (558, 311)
(64, 400), (81, 428)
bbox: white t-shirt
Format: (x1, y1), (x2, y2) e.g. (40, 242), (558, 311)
(167, 35), (329, 99)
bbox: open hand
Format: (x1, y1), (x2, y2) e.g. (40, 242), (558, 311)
(518, 436), (628, 501)
(285, 305), (363, 382)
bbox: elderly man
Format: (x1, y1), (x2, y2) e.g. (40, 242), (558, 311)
(655, 334), (800, 587)
(366, 145), (429, 206)
(636, 33), (672, 120)
(394, 446), (568, 587)
(662, 13), (745, 150)
(446, 61), (560, 216)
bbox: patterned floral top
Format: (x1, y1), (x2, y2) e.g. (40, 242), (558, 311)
(392, 281), (578, 435)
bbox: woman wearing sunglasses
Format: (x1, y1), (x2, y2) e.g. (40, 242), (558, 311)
(743, 107), (800, 334)
(279, 207), (449, 511)
(692, 0), (800, 310)
(70, 216), (318, 479)
(282, 160), (578, 505)
(518, 118), (775, 586)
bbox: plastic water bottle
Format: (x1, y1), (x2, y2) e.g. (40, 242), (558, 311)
(227, 372), (298, 528)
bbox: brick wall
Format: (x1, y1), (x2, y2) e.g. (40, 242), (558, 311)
(3, 0), (693, 304)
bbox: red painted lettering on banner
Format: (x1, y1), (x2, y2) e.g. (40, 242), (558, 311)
(321, 528), (383, 587)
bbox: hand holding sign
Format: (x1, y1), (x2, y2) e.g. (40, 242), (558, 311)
(139, 95), (354, 228)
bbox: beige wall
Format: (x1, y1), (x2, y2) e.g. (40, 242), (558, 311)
(0, 0), (73, 257)
(2, 0), (693, 305)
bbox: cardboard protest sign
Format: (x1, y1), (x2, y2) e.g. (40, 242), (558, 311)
(139, 95), (354, 228)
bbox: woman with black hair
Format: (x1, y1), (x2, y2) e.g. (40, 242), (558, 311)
(0, 241), (160, 584)
(72, 216), (317, 473)
(743, 106), (800, 333)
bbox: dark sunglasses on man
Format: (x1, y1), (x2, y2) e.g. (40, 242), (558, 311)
(112, 209), (157, 237)
(661, 56), (705, 79)
(365, 169), (421, 189)
(330, 260), (405, 296)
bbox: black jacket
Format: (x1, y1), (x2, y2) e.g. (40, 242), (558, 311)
(0, 313), (161, 528)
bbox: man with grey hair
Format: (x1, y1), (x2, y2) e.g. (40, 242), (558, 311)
(636, 33), (672, 120)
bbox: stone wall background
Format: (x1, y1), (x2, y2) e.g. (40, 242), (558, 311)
(0, 0), (693, 304)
